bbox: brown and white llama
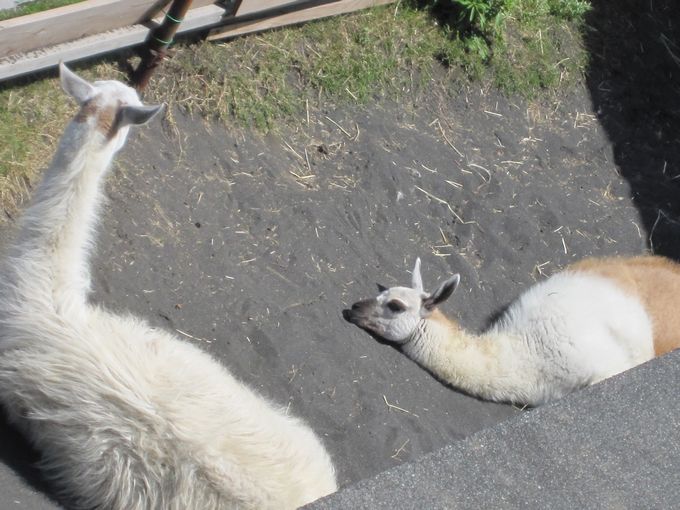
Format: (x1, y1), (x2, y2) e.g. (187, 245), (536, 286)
(0, 64), (336, 509)
(344, 256), (680, 406)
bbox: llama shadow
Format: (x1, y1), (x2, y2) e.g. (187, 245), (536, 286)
(0, 409), (62, 507)
(584, 0), (680, 259)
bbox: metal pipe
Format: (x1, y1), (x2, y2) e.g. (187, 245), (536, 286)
(131, 0), (195, 92)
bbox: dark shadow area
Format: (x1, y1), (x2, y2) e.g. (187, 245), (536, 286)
(584, 0), (680, 258)
(0, 408), (62, 507)
(413, 0), (461, 28)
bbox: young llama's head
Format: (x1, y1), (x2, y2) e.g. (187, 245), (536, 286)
(59, 62), (164, 152)
(343, 258), (460, 344)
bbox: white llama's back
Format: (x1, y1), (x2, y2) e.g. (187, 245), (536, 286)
(491, 271), (654, 400)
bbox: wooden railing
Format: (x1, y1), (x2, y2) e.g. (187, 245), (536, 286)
(0, 0), (393, 82)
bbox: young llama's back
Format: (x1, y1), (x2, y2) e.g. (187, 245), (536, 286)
(0, 64), (336, 509)
(343, 256), (680, 406)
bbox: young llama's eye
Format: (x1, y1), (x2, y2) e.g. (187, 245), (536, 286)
(387, 300), (407, 313)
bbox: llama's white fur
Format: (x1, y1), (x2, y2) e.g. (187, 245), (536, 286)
(0, 64), (336, 509)
(344, 257), (680, 406)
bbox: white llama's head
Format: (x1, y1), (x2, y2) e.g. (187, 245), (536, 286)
(60, 62), (164, 152)
(342, 258), (460, 344)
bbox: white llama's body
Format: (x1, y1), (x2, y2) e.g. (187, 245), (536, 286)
(345, 257), (680, 406)
(0, 65), (336, 509)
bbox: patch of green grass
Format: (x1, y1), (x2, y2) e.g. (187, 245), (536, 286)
(152, 5), (467, 130)
(148, 0), (589, 127)
(492, 0), (590, 93)
(432, 0), (591, 94)
(0, 0), (83, 21)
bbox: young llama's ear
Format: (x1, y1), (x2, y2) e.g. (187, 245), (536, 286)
(117, 104), (165, 129)
(411, 257), (424, 292)
(423, 274), (460, 311)
(59, 62), (95, 105)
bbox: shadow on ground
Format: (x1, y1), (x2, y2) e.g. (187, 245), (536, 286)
(0, 410), (62, 508)
(584, 0), (680, 258)
(0, 412), (42, 487)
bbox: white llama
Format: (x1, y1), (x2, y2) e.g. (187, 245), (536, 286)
(343, 256), (680, 406)
(0, 63), (336, 509)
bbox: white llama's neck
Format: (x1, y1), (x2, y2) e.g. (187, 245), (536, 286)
(8, 116), (118, 310)
(402, 310), (529, 403)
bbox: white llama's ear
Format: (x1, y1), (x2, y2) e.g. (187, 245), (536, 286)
(59, 62), (95, 104)
(376, 283), (388, 293)
(423, 274), (459, 311)
(117, 104), (165, 128)
(411, 257), (424, 292)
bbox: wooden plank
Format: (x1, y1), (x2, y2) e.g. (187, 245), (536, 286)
(0, 25), (148, 81)
(0, 0), (389, 81)
(208, 0), (393, 41)
(0, 4), (228, 81)
(235, 0), (301, 17)
(0, 0), (165, 58)
(0, 0), (218, 59)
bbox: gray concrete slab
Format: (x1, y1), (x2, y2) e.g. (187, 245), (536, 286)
(309, 349), (680, 509)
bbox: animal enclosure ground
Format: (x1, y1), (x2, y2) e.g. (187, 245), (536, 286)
(1, 0), (678, 505)
(0, 86), (653, 501)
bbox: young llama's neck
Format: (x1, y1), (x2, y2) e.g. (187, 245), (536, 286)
(402, 309), (527, 403)
(6, 113), (119, 312)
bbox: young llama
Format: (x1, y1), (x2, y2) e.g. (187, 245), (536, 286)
(0, 64), (336, 509)
(343, 256), (680, 406)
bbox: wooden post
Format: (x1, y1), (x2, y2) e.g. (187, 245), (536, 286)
(131, 0), (195, 91)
